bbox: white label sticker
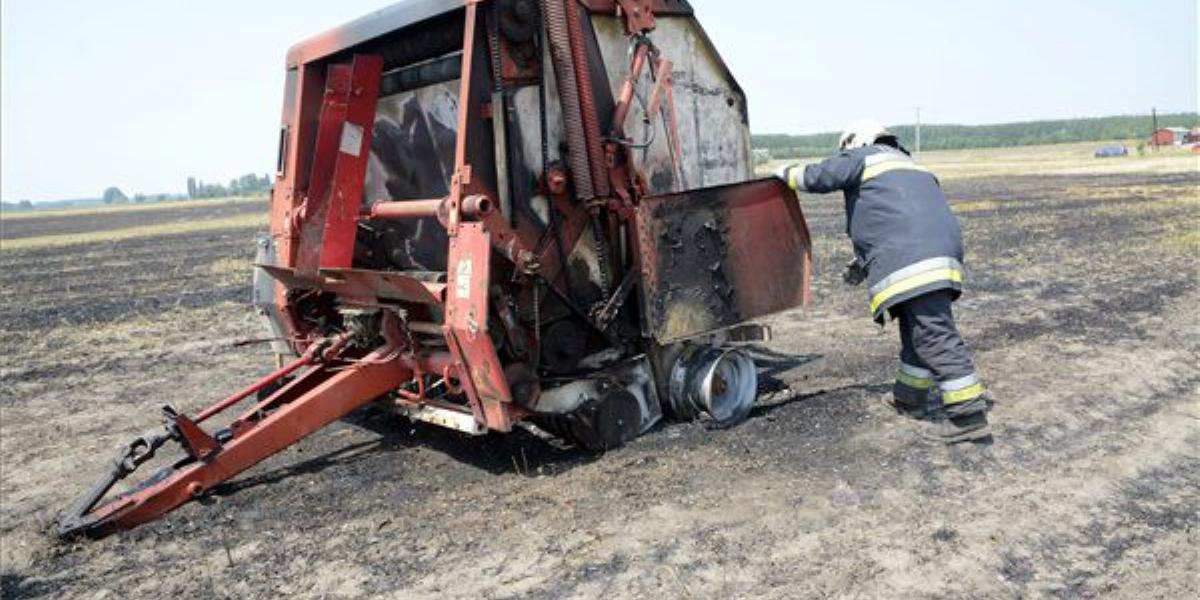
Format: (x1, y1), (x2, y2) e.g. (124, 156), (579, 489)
(455, 258), (473, 299)
(339, 122), (364, 157)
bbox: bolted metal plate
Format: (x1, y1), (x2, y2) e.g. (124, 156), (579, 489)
(635, 178), (812, 343)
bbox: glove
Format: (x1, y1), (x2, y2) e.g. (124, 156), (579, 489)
(774, 164), (802, 191)
(842, 258), (866, 286)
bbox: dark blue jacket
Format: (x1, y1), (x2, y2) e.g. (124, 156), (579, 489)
(787, 144), (965, 321)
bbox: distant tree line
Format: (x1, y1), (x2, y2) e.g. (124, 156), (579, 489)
(2, 172), (273, 212)
(1, 200), (36, 211)
(187, 173), (272, 199)
(753, 113), (1199, 159)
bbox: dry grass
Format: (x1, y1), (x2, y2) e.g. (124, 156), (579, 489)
(0, 302), (260, 373)
(1064, 183), (1199, 202)
(760, 141), (1200, 180)
(0, 213), (268, 252)
(209, 256), (253, 287)
(951, 199), (1003, 213)
(1089, 186), (1200, 217)
(918, 141), (1198, 180)
(0, 196), (266, 222)
(1164, 224), (1200, 254)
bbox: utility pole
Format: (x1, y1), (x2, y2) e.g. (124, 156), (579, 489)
(914, 106), (923, 156)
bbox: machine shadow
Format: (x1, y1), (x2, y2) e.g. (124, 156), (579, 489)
(747, 381), (892, 419)
(213, 405), (597, 497)
(211, 440), (386, 497)
(743, 345), (823, 382)
(740, 345), (892, 420)
(217, 347), (836, 496)
(347, 405), (600, 476)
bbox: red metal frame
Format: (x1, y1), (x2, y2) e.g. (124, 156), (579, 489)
(60, 319), (418, 537)
(295, 54), (384, 275)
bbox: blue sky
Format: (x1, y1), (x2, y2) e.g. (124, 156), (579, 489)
(1, 0), (1196, 201)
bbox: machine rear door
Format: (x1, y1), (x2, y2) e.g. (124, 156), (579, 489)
(635, 178), (812, 343)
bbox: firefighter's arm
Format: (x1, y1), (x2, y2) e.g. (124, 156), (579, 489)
(774, 153), (863, 194)
(802, 152), (864, 193)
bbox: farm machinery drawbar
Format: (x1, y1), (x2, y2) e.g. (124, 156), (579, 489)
(59, 0), (811, 538)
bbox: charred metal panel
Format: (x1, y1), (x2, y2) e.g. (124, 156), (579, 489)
(636, 178), (811, 343)
(362, 82), (460, 271)
(591, 15), (752, 194)
(287, 0), (466, 68)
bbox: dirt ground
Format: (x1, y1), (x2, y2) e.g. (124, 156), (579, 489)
(1, 154), (1197, 598)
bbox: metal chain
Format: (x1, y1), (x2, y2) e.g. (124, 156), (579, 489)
(487, 3), (503, 92)
(532, 280), (542, 367)
(591, 212), (612, 299)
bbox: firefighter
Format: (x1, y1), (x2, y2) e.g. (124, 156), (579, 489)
(774, 119), (991, 443)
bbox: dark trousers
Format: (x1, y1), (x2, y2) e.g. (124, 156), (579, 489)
(891, 290), (987, 416)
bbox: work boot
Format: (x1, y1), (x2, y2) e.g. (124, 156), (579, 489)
(882, 392), (935, 420)
(920, 410), (991, 444)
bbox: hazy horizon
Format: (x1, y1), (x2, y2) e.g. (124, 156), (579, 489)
(2, 0), (1196, 202)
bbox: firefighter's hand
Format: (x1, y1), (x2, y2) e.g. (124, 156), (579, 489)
(774, 164), (803, 191)
(842, 258), (866, 286)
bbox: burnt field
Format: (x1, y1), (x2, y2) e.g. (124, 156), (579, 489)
(1, 164), (1197, 598)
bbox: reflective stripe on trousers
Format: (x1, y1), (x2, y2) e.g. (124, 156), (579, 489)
(894, 289), (986, 412)
(895, 362), (934, 390)
(938, 373), (986, 405)
(869, 257), (964, 315)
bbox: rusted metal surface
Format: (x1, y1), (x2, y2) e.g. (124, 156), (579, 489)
(369, 198), (446, 220)
(258, 265), (446, 305)
(320, 55), (385, 270)
(590, 14), (751, 194)
(445, 222), (515, 430)
(564, 0), (611, 199)
(294, 62), (354, 276)
(294, 55), (384, 275)
(636, 178), (812, 342)
(59, 340), (416, 538)
(541, 0), (595, 199)
(194, 352), (315, 423)
(578, 0), (693, 18)
(613, 0), (657, 34)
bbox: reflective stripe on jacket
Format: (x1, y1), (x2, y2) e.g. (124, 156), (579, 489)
(790, 144), (966, 321)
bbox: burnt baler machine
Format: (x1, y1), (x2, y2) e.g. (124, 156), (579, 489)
(60, 0), (811, 538)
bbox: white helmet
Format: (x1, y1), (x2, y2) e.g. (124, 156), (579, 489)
(838, 118), (892, 151)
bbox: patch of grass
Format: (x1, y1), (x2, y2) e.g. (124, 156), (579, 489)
(0, 213), (268, 252)
(209, 257), (253, 287)
(0, 196), (266, 222)
(758, 141), (1199, 180)
(951, 199), (1002, 213)
(1157, 218), (1200, 255)
(1064, 184), (1199, 201)
(1089, 186), (1200, 217)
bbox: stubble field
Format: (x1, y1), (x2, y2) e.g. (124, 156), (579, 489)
(1, 143), (1197, 598)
